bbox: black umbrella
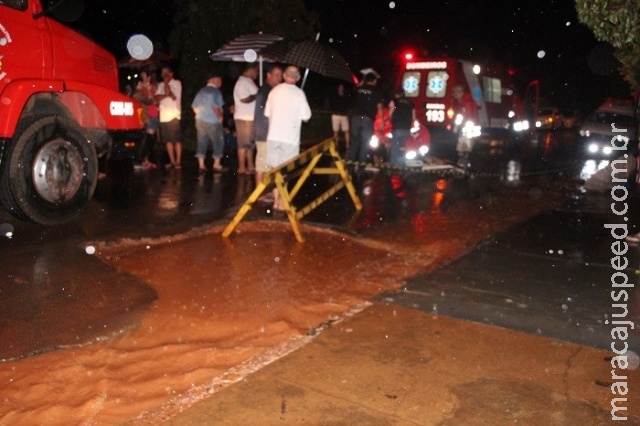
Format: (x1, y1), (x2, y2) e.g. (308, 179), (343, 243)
(260, 40), (353, 87)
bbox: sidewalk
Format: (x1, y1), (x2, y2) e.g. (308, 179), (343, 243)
(166, 303), (638, 424)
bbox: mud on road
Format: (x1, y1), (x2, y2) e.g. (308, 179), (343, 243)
(0, 174), (565, 424)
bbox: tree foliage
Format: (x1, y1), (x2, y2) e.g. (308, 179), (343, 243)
(167, 0), (319, 137)
(575, 0), (640, 89)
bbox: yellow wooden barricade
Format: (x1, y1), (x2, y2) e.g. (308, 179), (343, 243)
(222, 138), (362, 242)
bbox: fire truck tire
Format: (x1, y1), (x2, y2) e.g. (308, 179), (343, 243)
(0, 116), (98, 225)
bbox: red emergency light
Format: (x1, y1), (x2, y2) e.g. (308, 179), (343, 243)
(404, 52), (414, 61)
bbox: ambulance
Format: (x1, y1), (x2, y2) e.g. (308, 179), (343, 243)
(398, 54), (532, 156)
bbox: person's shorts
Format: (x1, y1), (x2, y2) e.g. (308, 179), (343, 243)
(160, 119), (181, 143)
(146, 117), (159, 133)
(235, 119), (254, 150)
(266, 140), (299, 169)
(331, 114), (349, 132)
(255, 141), (269, 172)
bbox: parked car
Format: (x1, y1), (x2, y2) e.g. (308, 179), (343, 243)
(536, 107), (564, 129)
(578, 99), (637, 157)
(561, 109), (583, 128)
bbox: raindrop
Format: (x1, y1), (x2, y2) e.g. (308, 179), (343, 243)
(244, 49), (258, 62)
(0, 223), (14, 239)
(548, 249), (554, 254)
(537, 50), (546, 59)
(566, 21), (571, 26)
(146, 245), (151, 249)
(127, 34), (153, 60)
(389, 1), (395, 8)
(558, 250), (564, 255)
(561, 304), (568, 310)
(274, 256), (281, 263)
(627, 351), (640, 370)
(567, 297), (572, 302)
(505, 298), (513, 304)
(85, 245), (96, 255)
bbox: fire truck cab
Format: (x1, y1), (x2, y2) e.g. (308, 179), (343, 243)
(0, 0), (143, 225)
(398, 56), (528, 156)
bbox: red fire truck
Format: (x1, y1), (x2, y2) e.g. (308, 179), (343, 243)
(0, 0), (144, 225)
(397, 54), (533, 156)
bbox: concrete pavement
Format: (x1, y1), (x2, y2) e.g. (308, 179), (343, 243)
(166, 302), (638, 424)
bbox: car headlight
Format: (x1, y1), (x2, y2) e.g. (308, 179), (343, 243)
(588, 143), (598, 153)
(513, 120), (529, 132)
(405, 150), (417, 160)
(418, 145), (429, 156)
(461, 121), (481, 138)
(603, 146), (612, 155)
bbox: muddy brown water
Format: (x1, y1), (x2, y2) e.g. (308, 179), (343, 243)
(0, 183), (557, 424)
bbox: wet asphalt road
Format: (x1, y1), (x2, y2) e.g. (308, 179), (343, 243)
(2, 129), (639, 359)
(378, 201), (640, 353)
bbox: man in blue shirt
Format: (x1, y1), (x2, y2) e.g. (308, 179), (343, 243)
(192, 73), (226, 172)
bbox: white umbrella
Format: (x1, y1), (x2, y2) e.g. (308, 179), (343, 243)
(210, 33), (283, 85)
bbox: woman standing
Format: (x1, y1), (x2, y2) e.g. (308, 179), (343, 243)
(134, 69), (159, 169)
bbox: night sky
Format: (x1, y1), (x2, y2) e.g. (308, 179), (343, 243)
(69, 0), (628, 111)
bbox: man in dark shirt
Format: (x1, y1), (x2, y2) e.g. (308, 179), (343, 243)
(251, 64), (283, 186)
(349, 73), (385, 164)
(389, 89), (415, 166)
(329, 83), (351, 150)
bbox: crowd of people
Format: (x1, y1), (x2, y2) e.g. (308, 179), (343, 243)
(129, 63), (479, 206)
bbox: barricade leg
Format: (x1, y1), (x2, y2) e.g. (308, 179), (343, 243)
(222, 182), (270, 238)
(274, 172), (304, 242)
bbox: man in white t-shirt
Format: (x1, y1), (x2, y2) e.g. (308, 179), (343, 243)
(154, 66), (182, 169)
(264, 65), (312, 211)
(233, 63), (259, 174)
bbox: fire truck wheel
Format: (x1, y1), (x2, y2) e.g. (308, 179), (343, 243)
(0, 116), (98, 225)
